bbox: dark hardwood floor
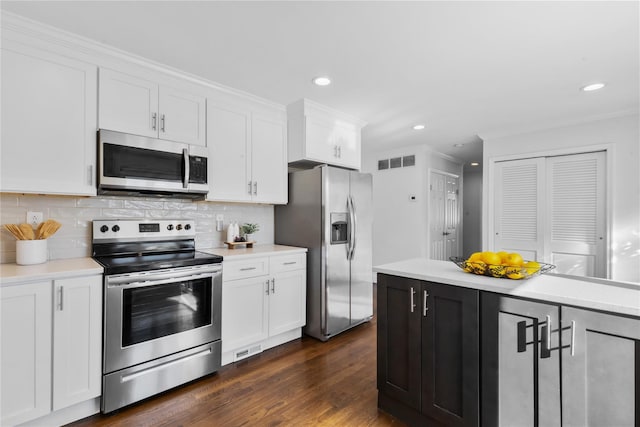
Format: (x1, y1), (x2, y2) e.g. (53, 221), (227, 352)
(70, 288), (404, 427)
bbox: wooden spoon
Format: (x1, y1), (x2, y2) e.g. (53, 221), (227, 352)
(19, 223), (35, 240)
(4, 224), (25, 240)
(39, 219), (62, 239)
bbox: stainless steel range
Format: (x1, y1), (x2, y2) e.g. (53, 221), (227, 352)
(92, 219), (223, 413)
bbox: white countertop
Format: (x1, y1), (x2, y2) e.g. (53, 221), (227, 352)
(200, 244), (307, 260)
(374, 258), (640, 317)
(0, 257), (104, 286)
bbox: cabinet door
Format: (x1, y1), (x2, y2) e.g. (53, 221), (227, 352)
(221, 276), (269, 352)
(561, 307), (640, 427)
(421, 282), (479, 427)
(333, 122), (361, 170)
(481, 293), (561, 427)
(99, 68), (158, 138)
(1, 43), (97, 196)
(268, 269), (306, 336)
(206, 103), (251, 202)
(251, 114), (287, 204)
(52, 276), (102, 410)
(304, 115), (340, 164)
(159, 86), (206, 146)
(377, 274), (422, 410)
(0, 282), (52, 426)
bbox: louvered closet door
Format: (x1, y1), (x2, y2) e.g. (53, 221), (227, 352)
(546, 152), (606, 277)
(494, 158), (545, 261)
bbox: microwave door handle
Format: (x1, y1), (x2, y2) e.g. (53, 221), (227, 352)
(182, 148), (189, 189)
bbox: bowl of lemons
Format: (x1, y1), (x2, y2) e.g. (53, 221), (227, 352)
(450, 252), (555, 280)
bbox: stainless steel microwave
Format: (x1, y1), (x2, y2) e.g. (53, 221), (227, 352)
(98, 130), (208, 199)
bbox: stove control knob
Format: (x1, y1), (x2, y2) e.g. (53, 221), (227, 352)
(176, 224), (183, 231)
(100, 225), (109, 233)
(112, 225), (120, 233)
(184, 224), (191, 231)
(167, 224), (174, 231)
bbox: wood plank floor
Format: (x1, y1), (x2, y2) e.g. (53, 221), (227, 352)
(70, 288), (404, 427)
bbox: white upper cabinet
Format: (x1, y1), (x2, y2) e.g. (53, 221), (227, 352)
(1, 41), (97, 196)
(99, 68), (206, 146)
(207, 91), (287, 204)
(287, 98), (366, 170)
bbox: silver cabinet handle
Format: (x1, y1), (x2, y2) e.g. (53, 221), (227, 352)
(57, 286), (64, 311)
(87, 165), (93, 186)
(570, 320), (576, 356)
(410, 287), (416, 313)
(271, 278), (275, 293)
(546, 315), (552, 352)
(283, 261), (297, 266)
(152, 112), (157, 130)
(423, 290), (429, 316)
(160, 114), (166, 132)
(248, 181), (253, 194)
(265, 280), (270, 295)
(253, 181), (258, 196)
(240, 267), (256, 271)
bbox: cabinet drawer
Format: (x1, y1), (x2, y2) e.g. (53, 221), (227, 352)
(223, 257), (269, 281)
(270, 253), (306, 274)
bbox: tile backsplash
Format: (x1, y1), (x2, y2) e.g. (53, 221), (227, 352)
(0, 193), (274, 263)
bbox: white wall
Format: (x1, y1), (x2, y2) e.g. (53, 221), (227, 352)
(0, 194), (274, 263)
(482, 113), (640, 283)
(363, 145), (463, 268)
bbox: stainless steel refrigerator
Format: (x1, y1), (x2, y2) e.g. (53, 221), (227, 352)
(275, 165), (373, 341)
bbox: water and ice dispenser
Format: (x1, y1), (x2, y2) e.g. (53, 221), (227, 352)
(330, 213), (348, 244)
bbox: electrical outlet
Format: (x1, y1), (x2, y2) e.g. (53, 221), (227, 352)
(27, 211), (43, 227)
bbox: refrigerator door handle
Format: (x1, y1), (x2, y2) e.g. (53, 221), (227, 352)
(347, 196), (357, 260)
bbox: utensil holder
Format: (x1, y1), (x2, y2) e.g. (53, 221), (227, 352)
(16, 239), (48, 265)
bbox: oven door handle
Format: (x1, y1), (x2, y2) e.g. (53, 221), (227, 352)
(107, 266), (222, 288)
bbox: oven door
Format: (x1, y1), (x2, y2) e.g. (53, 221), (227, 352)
(104, 264), (222, 374)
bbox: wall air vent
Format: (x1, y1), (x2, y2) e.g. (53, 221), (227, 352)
(377, 154), (416, 171)
(402, 155), (415, 167)
(390, 157), (402, 168)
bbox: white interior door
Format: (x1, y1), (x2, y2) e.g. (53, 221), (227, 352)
(430, 171), (460, 260)
(493, 152), (606, 277)
(546, 152), (606, 277)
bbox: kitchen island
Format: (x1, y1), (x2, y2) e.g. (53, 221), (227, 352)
(374, 258), (640, 427)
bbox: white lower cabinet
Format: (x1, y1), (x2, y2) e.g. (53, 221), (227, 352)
(221, 253), (306, 365)
(0, 275), (102, 426)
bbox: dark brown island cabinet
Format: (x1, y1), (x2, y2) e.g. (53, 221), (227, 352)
(378, 272), (640, 427)
(377, 273), (480, 427)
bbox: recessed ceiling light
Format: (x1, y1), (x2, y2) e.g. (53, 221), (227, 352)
(412, 124), (425, 130)
(312, 76), (331, 86)
(453, 143), (465, 148)
(470, 162), (480, 167)
(581, 82), (606, 92)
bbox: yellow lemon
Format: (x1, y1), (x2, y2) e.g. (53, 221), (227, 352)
(497, 251), (509, 263)
(524, 261), (541, 275)
(468, 252), (483, 262)
(504, 252), (524, 267)
(482, 251), (502, 266)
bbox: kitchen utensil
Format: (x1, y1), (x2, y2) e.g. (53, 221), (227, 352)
(4, 224), (26, 240)
(37, 219), (62, 239)
(19, 223), (35, 240)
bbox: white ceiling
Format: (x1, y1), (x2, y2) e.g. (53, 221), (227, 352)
(2, 1), (638, 166)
